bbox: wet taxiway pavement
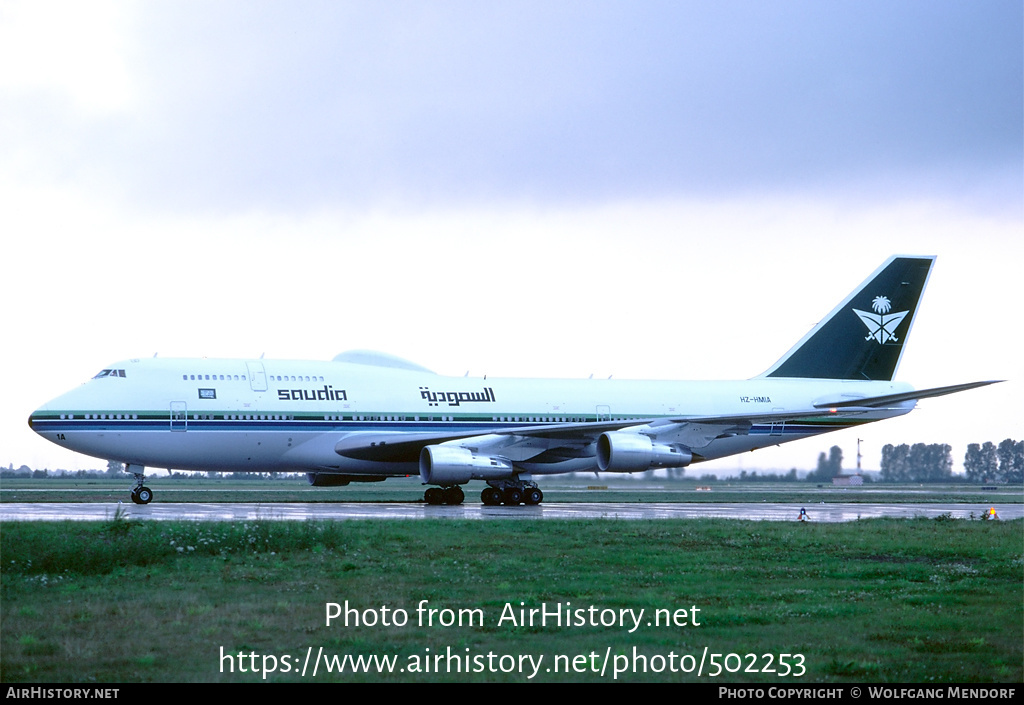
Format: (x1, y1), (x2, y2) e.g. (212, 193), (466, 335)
(0, 502), (1020, 522)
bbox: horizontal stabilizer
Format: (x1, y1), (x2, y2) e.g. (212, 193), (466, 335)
(813, 380), (1003, 409)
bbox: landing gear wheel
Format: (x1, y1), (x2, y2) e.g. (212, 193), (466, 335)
(424, 487), (445, 505)
(442, 486), (465, 505)
(481, 487), (503, 506)
(503, 487), (523, 506)
(128, 467), (149, 505)
(524, 487), (543, 505)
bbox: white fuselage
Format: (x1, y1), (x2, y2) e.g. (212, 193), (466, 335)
(29, 356), (913, 476)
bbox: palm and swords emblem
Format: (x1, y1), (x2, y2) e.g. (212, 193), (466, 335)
(852, 296), (909, 344)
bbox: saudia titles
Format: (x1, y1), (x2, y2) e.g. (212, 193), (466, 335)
(420, 386), (496, 407)
(277, 386), (348, 402)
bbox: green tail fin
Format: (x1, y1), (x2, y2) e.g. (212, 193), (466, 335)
(759, 255), (935, 381)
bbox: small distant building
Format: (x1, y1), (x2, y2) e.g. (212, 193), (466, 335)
(832, 474), (864, 487)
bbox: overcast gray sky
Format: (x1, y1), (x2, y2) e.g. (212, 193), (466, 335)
(2, 0), (1021, 475)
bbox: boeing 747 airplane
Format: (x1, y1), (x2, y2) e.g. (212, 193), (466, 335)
(28, 255), (1000, 506)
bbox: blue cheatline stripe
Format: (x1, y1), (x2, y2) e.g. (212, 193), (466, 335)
(31, 413), (860, 437)
(30, 415), (525, 435)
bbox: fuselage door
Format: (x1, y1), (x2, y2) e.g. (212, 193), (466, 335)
(246, 362), (268, 392)
(170, 401), (187, 432)
(596, 405), (611, 422)
(770, 408), (786, 437)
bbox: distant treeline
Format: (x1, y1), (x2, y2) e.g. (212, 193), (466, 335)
(880, 440), (1022, 483)
(0, 463), (297, 480)
(707, 469), (802, 483)
(871, 440), (1022, 484)
(963, 440), (1024, 484)
(879, 443), (955, 483)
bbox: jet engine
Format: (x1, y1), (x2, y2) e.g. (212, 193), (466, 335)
(419, 445), (515, 485)
(596, 432), (692, 473)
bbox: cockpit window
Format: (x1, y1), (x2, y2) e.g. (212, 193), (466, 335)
(93, 369), (126, 378)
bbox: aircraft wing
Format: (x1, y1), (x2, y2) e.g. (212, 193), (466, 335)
(333, 418), (645, 463)
(333, 407), (858, 464)
(332, 379), (1004, 466)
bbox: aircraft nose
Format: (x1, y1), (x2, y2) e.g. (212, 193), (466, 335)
(28, 402), (52, 436)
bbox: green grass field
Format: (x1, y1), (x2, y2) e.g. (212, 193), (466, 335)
(2, 516), (1021, 683)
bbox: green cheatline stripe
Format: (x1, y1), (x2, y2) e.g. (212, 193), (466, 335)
(39, 410), (606, 422)
(36, 410), (865, 421)
(34, 410), (676, 426)
(35, 411), (865, 429)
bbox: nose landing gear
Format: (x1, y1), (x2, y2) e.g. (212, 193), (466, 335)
(128, 464), (153, 504)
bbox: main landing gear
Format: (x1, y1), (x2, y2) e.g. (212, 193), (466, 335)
(423, 486), (464, 505)
(128, 464), (153, 504)
(481, 479), (543, 507)
(421, 479), (544, 506)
